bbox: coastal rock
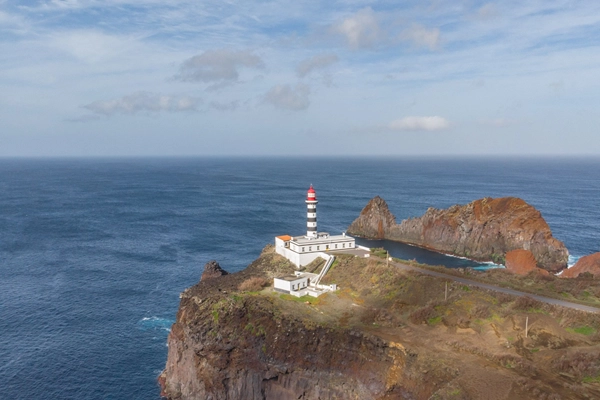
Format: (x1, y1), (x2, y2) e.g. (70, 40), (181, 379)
(200, 260), (229, 281)
(505, 250), (538, 275)
(346, 196), (396, 239)
(348, 196), (569, 272)
(561, 253), (600, 278)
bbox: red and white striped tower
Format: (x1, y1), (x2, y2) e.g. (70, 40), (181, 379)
(306, 185), (318, 238)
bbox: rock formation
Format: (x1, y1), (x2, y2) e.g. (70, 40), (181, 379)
(347, 196), (396, 239)
(561, 253), (600, 278)
(348, 196), (569, 272)
(505, 250), (538, 275)
(505, 249), (549, 276)
(200, 260), (229, 281)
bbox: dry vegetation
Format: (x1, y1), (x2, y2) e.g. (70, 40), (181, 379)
(395, 257), (600, 308)
(314, 254), (600, 399)
(238, 276), (269, 292)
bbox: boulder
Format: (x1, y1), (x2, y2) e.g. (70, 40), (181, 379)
(561, 253), (600, 278)
(505, 249), (538, 275)
(200, 260), (228, 281)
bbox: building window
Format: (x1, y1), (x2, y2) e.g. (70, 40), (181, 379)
(335, 244), (338, 249)
(302, 247), (305, 252)
(342, 243), (345, 248)
(309, 247), (311, 251)
(317, 246), (320, 250)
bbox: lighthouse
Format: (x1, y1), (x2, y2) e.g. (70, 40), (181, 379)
(306, 185), (318, 238)
(274, 185), (356, 268)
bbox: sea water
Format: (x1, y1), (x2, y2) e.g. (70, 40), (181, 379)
(1, 157), (599, 399)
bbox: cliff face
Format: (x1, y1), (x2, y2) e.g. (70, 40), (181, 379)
(347, 196), (396, 239)
(348, 196), (569, 272)
(162, 295), (410, 399)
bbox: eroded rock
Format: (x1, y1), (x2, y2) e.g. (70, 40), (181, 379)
(561, 253), (600, 278)
(348, 196), (569, 272)
(200, 260), (229, 282)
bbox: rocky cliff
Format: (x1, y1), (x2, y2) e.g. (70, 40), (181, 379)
(159, 246), (426, 399)
(348, 196), (569, 272)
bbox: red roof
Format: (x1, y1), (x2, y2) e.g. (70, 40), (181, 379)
(306, 185), (317, 201)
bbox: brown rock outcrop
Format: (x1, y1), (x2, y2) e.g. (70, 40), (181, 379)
(505, 249), (549, 276)
(505, 250), (538, 275)
(561, 253), (600, 278)
(200, 260), (228, 281)
(347, 196), (396, 239)
(348, 196), (569, 272)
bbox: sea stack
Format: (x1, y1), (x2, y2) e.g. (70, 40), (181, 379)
(348, 196), (569, 272)
(200, 260), (229, 281)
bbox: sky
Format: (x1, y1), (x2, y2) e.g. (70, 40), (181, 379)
(1, 0), (600, 157)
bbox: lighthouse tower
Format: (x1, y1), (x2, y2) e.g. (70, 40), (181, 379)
(306, 185), (318, 238)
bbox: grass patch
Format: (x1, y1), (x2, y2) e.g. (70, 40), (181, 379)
(279, 294), (318, 304)
(567, 326), (597, 336)
(371, 247), (388, 258)
(582, 375), (600, 384)
(427, 316), (443, 325)
(461, 285), (471, 292)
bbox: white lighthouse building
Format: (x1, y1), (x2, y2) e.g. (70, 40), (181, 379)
(275, 185), (356, 267)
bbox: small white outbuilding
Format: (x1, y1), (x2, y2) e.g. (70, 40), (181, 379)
(273, 274), (310, 295)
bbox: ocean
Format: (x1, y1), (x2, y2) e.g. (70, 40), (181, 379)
(1, 157), (599, 399)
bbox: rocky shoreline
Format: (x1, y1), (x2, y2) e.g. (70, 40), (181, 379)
(347, 196), (569, 272)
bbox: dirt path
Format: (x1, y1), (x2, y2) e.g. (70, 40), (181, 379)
(389, 259), (600, 313)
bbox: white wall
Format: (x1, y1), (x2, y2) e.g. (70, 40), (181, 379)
(273, 278), (291, 292)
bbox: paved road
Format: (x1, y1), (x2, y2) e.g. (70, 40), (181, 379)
(389, 259), (600, 313)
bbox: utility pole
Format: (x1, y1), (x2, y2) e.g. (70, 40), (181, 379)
(445, 282), (448, 302)
(525, 316), (529, 338)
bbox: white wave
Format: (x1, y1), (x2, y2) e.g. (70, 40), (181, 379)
(568, 254), (581, 268)
(138, 316), (174, 333)
(440, 251), (505, 268)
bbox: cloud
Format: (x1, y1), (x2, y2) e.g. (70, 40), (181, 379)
(174, 49), (264, 84)
(83, 91), (202, 116)
(264, 84), (310, 111)
(50, 30), (141, 63)
(400, 24), (441, 50)
(297, 54), (338, 78)
(210, 100), (240, 111)
(332, 7), (382, 49)
(389, 116), (450, 131)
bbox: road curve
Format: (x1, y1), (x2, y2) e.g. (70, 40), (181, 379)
(390, 259), (600, 313)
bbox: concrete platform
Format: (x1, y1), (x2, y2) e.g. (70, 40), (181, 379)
(331, 248), (371, 258)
